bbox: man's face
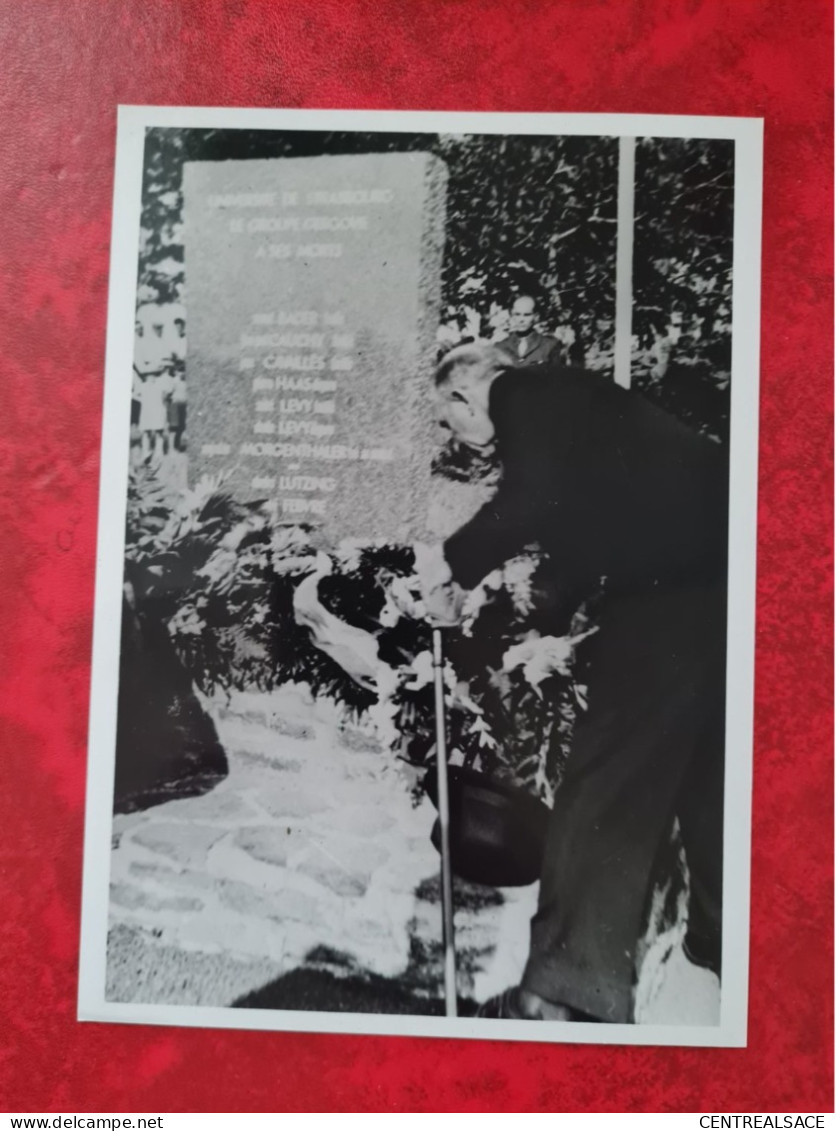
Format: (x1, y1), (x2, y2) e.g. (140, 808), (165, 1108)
(510, 297), (537, 336)
(436, 373), (495, 449)
(134, 302), (187, 375)
(134, 303), (167, 376)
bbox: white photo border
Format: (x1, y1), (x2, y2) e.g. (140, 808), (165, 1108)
(78, 106), (763, 1047)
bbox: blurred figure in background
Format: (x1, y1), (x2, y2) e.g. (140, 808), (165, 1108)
(131, 299), (189, 490)
(496, 294), (559, 368)
(134, 301), (175, 459)
(164, 302), (188, 452)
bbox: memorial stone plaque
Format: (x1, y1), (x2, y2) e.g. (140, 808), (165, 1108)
(183, 152), (448, 545)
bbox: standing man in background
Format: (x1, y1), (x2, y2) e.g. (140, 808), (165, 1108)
(496, 294), (559, 367)
(133, 301), (175, 459)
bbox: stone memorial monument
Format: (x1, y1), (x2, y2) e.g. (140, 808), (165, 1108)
(183, 152), (448, 545)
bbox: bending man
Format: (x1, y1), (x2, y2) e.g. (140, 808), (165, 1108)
(420, 342), (728, 1023)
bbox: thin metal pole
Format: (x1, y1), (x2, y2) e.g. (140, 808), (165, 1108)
(614, 135), (636, 390)
(432, 626), (457, 1017)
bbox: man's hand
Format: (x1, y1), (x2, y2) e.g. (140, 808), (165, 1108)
(293, 554), (382, 691)
(413, 542), (466, 627)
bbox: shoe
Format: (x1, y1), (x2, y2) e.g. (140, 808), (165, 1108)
(476, 986), (592, 1021)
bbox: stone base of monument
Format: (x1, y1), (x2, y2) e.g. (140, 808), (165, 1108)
(105, 685), (719, 1024)
(106, 685), (536, 1012)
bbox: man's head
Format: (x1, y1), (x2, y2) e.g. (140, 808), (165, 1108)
(434, 341), (506, 449)
(134, 302), (167, 377)
(134, 301), (187, 376)
(509, 294), (538, 337)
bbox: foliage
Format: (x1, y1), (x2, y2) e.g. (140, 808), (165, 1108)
(633, 137), (734, 362)
(631, 137), (735, 441)
(124, 459), (179, 548)
(434, 133), (617, 359)
(126, 468), (381, 709)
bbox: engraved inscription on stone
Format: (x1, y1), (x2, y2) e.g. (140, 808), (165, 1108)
(183, 153), (448, 545)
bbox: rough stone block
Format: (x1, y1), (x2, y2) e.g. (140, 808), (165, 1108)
(317, 837), (390, 877)
(258, 788), (331, 820)
(218, 879), (321, 926)
(338, 725), (383, 754)
(129, 861), (177, 881)
(293, 836), (390, 899)
(317, 805), (396, 837)
(294, 856), (369, 899)
(236, 749), (304, 775)
(184, 151), (448, 546)
(234, 826), (289, 868)
(163, 789), (257, 823)
(132, 822), (226, 867)
(110, 882), (203, 915)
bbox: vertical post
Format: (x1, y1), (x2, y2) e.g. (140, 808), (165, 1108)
(432, 627), (457, 1017)
(614, 135), (636, 390)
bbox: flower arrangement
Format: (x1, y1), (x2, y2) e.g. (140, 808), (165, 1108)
(125, 467), (588, 804)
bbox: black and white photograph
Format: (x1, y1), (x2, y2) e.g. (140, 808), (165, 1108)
(79, 108), (762, 1044)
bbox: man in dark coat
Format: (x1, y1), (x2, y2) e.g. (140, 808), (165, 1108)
(420, 342), (728, 1022)
(495, 295), (560, 368)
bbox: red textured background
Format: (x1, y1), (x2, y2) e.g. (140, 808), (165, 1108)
(0, 0), (831, 1113)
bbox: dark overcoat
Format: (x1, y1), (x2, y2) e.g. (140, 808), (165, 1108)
(444, 366), (728, 628)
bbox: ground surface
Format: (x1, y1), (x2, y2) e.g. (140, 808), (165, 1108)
(106, 685), (720, 1024)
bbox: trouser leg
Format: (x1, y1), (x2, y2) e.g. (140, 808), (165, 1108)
(678, 661), (726, 973)
(521, 584), (726, 1022)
